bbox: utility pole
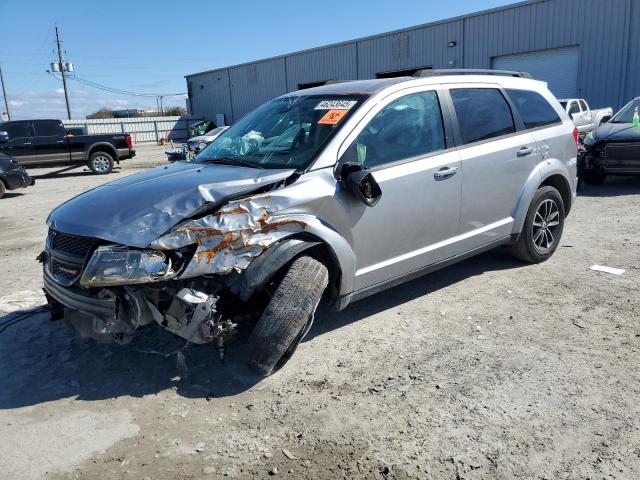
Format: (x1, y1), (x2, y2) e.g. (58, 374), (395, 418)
(55, 25), (72, 120)
(0, 64), (10, 120)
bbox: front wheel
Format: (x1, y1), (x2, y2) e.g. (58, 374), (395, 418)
(247, 255), (329, 376)
(511, 186), (565, 263)
(88, 151), (114, 174)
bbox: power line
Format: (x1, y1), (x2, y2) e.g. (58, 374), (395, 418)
(53, 72), (186, 98)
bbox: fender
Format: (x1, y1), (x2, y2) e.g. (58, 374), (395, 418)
(511, 158), (575, 235)
(229, 238), (321, 301)
(85, 142), (117, 162)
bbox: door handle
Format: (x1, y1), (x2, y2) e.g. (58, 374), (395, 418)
(434, 166), (459, 179)
(24, 142), (32, 145)
(57, 140), (65, 143)
(517, 147), (533, 157)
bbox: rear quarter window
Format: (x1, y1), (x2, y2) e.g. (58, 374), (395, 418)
(506, 89), (561, 129)
(450, 88), (515, 144)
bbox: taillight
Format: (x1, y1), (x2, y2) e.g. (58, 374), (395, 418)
(572, 127), (579, 145)
(125, 134), (133, 149)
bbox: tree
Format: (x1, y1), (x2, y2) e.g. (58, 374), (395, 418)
(163, 106), (187, 117)
(87, 108), (115, 119)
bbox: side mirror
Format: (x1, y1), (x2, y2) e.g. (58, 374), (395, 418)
(0, 131), (8, 143)
(336, 160), (382, 207)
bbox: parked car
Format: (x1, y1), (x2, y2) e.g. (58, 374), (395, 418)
(165, 127), (230, 162)
(558, 98), (613, 135)
(0, 152), (34, 198)
(41, 70), (577, 376)
(0, 119), (136, 174)
(580, 96), (640, 185)
(187, 126), (229, 154)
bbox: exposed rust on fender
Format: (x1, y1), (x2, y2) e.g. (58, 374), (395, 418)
(150, 194), (307, 277)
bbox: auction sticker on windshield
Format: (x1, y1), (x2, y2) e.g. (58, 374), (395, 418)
(318, 109), (349, 125)
(315, 100), (357, 110)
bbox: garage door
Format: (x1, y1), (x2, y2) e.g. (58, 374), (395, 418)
(492, 46), (579, 98)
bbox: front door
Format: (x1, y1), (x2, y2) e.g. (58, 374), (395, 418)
(0, 121), (34, 163)
(340, 88), (463, 292)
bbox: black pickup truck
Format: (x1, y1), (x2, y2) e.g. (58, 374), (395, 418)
(0, 119), (136, 174)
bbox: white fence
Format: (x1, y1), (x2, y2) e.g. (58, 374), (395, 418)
(63, 116), (204, 144)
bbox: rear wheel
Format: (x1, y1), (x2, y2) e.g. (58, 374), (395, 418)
(88, 151), (114, 174)
(582, 167), (606, 185)
(247, 256), (329, 376)
(511, 186), (565, 263)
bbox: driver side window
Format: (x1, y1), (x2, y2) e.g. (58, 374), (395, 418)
(350, 90), (446, 169)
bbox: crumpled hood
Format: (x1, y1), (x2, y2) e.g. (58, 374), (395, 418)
(592, 122), (640, 142)
(47, 161), (295, 248)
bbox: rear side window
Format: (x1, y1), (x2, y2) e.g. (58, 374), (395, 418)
(34, 121), (64, 137)
(1, 122), (29, 140)
(507, 89), (561, 129)
(450, 88), (515, 145)
(579, 100), (588, 111)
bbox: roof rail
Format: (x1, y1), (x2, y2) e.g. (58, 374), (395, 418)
(413, 69), (533, 79)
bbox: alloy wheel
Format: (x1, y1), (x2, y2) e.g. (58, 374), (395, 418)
(92, 155), (111, 173)
(532, 198), (560, 254)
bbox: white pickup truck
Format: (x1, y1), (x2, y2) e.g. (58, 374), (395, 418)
(559, 98), (613, 134)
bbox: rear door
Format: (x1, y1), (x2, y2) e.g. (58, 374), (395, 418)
(506, 88), (574, 187)
(31, 120), (70, 164)
(447, 85), (541, 252)
(0, 121), (35, 162)
(339, 87), (463, 291)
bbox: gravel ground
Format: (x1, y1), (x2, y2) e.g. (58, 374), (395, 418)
(0, 145), (639, 479)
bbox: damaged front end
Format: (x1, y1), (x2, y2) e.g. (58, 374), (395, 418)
(41, 171), (307, 351)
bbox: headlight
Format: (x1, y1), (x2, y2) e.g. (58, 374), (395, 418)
(583, 132), (596, 147)
(80, 246), (175, 287)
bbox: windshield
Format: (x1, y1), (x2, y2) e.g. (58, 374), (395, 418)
(610, 98), (640, 123)
(195, 94), (367, 169)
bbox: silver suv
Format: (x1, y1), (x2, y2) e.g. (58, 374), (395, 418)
(42, 70), (578, 375)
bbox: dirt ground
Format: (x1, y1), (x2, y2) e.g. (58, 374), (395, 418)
(0, 144), (639, 480)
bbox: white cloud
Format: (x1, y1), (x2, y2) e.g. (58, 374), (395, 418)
(8, 87), (184, 120)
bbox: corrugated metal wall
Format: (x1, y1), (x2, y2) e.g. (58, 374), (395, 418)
(187, 0), (638, 123)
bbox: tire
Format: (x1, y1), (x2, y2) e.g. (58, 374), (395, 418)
(247, 255), (329, 376)
(88, 151), (114, 174)
(511, 186), (565, 264)
(582, 167), (606, 186)
(0, 180), (5, 199)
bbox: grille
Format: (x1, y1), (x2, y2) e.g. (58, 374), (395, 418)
(48, 229), (96, 257)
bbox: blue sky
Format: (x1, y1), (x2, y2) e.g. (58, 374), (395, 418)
(0, 0), (513, 119)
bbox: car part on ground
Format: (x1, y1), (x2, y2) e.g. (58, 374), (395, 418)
(41, 70), (577, 375)
(580, 97), (640, 185)
(0, 152), (34, 198)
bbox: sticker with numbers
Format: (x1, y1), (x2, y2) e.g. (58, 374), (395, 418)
(318, 109), (349, 125)
(314, 100), (357, 110)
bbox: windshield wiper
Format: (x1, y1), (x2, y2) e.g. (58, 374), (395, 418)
(202, 157), (264, 169)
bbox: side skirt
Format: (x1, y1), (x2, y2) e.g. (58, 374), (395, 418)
(338, 236), (511, 310)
